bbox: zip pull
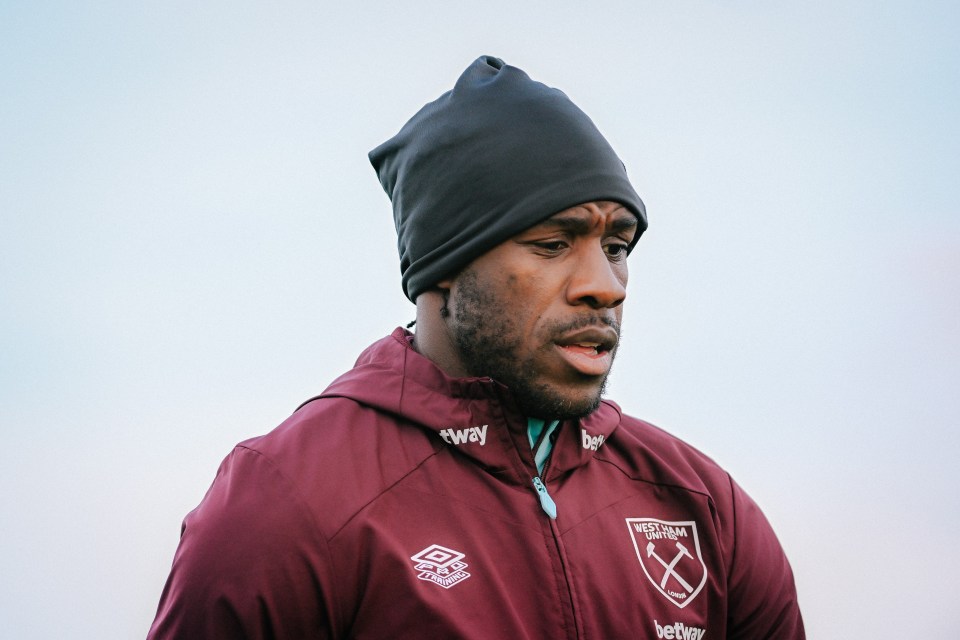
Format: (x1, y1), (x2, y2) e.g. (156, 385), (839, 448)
(532, 476), (557, 519)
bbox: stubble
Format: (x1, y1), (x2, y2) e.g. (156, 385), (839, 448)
(450, 268), (616, 419)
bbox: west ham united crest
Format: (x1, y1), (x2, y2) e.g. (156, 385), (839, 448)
(626, 518), (708, 608)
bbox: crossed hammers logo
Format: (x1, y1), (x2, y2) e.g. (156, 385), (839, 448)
(646, 540), (694, 593)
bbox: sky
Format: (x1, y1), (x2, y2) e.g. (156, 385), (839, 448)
(1, 1), (958, 638)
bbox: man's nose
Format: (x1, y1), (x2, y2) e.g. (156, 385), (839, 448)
(565, 245), (627, 309)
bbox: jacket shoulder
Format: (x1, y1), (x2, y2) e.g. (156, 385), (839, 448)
(150, 395), (436, 639)
(601, 412), (732, 498)
(237, 395), (441, 539)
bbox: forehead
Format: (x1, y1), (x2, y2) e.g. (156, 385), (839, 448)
(524, 201), (638, 234)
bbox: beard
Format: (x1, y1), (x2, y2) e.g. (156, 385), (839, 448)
(449, 268), (618, 420)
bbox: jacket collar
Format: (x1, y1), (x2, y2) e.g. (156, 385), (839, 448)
(301, 328), (622, 484)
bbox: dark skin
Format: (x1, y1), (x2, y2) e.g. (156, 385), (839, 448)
(413, 201), (638, 418)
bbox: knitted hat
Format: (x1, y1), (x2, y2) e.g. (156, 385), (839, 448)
(369, 55), (647, 302)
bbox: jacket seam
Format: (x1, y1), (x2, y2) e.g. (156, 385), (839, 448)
(591, 456), (717, 502)
(327, 445), (445, 541)
(726, 472), (739, 585)
(232, 445), (344, 635)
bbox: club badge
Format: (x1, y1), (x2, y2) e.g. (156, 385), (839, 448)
(626, 518), (708, 608)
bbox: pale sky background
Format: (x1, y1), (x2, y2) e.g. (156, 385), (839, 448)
(1, 1), (958, 638)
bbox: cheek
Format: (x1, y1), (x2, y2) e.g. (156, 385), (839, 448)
(497, 272), (545, 328)
(616, 261), (629, 286)
(518, 276), (564, 341)
(503, 271), (543, 300)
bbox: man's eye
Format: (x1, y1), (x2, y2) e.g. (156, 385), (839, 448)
(535, 241), (567, 252)
(606, 243), (628, 258)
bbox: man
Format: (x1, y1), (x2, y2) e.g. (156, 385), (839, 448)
(149, 56), (804, 639)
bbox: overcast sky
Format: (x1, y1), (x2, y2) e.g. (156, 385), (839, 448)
(1, 1), (958, 638)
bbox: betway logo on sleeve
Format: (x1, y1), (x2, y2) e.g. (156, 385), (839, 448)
(439, 424), (488, 446)
(654, 620), (706, 640)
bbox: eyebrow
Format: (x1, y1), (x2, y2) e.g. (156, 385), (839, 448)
(537, 214), (638, 235)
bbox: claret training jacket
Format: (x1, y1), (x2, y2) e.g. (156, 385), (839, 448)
(149, 328), (804, 639)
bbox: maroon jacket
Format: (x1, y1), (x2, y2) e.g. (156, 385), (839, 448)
(149, 329), (804, 639)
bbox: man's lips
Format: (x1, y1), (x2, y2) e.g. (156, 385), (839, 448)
(553, 326), (618, 376)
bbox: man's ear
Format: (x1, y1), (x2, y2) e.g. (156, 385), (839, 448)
(427, 279), (454, 319)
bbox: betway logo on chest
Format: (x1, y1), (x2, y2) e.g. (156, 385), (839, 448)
(654, 620), (706, 640)
(439, 424), (488, 446)
(581, 428), (605, 451)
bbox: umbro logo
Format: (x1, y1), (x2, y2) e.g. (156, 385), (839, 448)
(410, 544), (472, 589)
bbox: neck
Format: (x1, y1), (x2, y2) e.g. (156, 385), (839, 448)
(411, 289), (470, 378)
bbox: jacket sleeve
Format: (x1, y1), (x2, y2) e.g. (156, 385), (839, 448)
(148, 446), (339, 639)
(725, 476), (805, 639)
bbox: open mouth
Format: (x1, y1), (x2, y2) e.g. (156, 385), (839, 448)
(558, 342), (609, 358)
(554, 328), (618, 376)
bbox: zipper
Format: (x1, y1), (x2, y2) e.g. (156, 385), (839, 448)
(532, 476), (557, 519)
(530, 421), (559, 519)
(526, 422), (581, 638)
(535, 454), (583, 638)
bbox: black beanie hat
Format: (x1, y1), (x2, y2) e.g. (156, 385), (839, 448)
(369, 55), (647, 302)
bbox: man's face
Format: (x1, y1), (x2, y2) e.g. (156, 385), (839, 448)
(444, 201), (637, 419)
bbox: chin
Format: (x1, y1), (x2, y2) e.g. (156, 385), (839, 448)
(514, 380), (606, 420)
